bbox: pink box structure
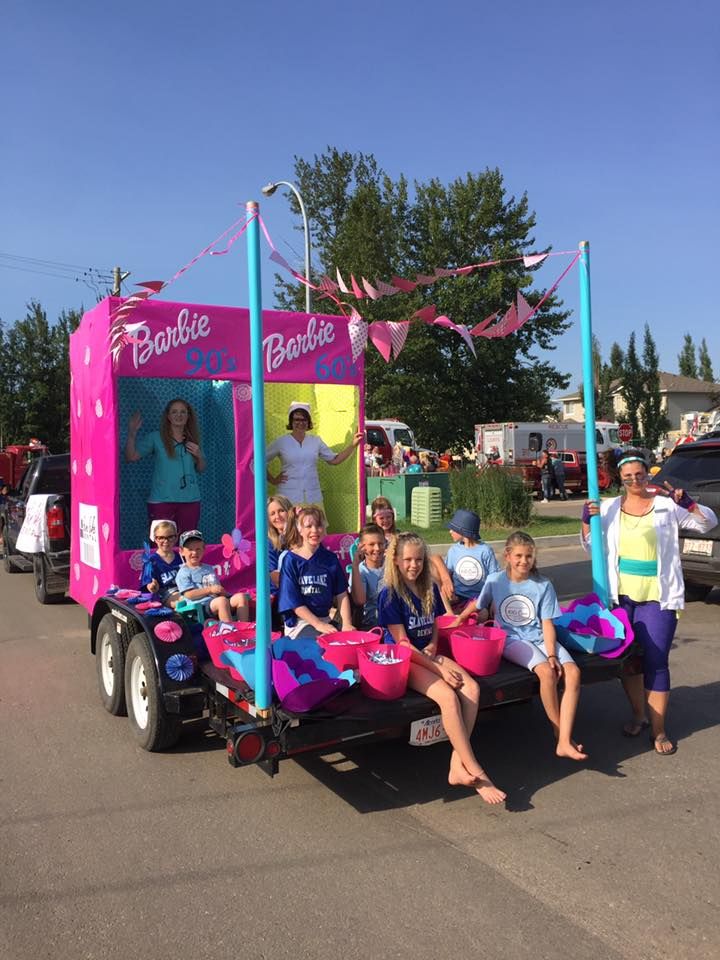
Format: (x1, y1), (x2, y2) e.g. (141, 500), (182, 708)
(69, 297), (364, 613)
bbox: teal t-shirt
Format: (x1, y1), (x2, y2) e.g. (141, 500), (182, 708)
(136, 431), (202, 503)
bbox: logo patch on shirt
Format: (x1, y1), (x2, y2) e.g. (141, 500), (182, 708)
(455, 556), (484, 586)
(499, 594), (535, 626)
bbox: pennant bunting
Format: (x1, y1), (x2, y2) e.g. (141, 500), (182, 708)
(412, 304), (438, 324)
(415, 273), (438, 285)
(135, 280), (166, 294)
(375, 279), (400, 296)
(391, 275), (417, 292)
(516, 290), (533, 326)
(361, 277), (382, 300)
(269, 248), (294, 272)
(350, 274), (365, 300)
(523, 253), (549, 268)
(368, 321), (393, 362)
(348, 310), (369, 362)
(336, 268), (350, 294)
(470, 312), (499, 336)
(389, 321), (410, 358)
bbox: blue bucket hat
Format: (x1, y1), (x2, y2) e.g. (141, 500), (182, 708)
(447, 508), (480, 541)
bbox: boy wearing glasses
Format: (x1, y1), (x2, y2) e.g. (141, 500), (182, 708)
(141, 520), (182, 606)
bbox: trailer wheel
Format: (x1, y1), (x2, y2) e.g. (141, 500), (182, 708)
(33, 554), (64, 604)
(96, 613), (127, 716)
(125, 633), (181, 751)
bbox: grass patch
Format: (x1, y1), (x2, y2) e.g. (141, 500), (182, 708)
(396, 513), (581, 544)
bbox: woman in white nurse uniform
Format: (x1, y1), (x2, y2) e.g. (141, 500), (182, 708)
(266, 402), (363, 506)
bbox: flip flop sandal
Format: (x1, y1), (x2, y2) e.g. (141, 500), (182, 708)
(622, 719), (650, 737)
(651, 734), (677, 756)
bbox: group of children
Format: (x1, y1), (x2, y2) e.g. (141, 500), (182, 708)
(139, 496), (585, 804)
(141, 519), (249, 622)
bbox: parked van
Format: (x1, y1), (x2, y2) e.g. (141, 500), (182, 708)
(365, 419), (420, 464)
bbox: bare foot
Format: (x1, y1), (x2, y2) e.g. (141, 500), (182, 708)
(448, 753), (480, 787)
(475, 778), (507, 804)
(556, 741), (588, 761)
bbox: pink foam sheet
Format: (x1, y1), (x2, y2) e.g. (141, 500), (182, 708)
(70, 297), (364, 613)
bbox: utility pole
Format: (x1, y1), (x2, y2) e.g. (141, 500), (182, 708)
(111, 266), (131, 296)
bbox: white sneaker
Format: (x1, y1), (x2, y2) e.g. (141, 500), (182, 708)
(541, 498), (549, 503)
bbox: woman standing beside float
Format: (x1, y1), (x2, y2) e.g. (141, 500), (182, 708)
(583, 450), (717, 755)
(266, 401), (363, 507)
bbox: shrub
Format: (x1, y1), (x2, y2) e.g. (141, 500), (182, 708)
(450, 466), (532, 528)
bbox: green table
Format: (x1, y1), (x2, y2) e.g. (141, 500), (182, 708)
(366, 473), (452, 519)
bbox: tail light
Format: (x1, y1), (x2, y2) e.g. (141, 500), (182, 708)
(47, 504), (65, 540)
(233, 731), (265, 765)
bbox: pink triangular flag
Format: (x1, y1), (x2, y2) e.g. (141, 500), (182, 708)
(516, 291), (533, 325)
(336, 267), (350, 294)
(270, 249), (293, 272)
(412, 304), (437, 324)
(391, 275), (417, 292)
(135, 279), (165, 293)
(523, 253), (548, 268)
(389, 321), (410, 358)
(368, 321), (393, 362)
(375, 279), (400, 297)
(320, 275), (339, 294)
(350, 274), (365, 299)
(481, 303), (517, 338)
(470, 312), (498, 335)
(348, 309), (369, 362)
(361, 277), (382, 300)
(433, 267), (456, 278)
(415, 273), (437, 285)
(455, 323), (477, 357)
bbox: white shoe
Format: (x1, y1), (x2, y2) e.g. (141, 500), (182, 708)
(541, 498), (549, 503)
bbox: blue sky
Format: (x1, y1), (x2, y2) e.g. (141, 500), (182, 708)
(3, 0), (718, 395)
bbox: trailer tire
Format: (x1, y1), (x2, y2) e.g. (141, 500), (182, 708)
(96, 613), (127, 716)
(33, 554), (65, 604)
(684, 581), (712, 603)
(125, 633), (181, 751)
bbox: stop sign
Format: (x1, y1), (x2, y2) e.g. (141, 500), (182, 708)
(618, 423), (633, 443)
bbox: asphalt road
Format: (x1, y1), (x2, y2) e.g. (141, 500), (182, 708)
(1, 547), (719, 960)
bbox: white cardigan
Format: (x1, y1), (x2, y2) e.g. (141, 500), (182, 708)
(583, 496), (718, 610)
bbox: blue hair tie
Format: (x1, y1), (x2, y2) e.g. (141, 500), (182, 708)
(617, 455), (646, 468)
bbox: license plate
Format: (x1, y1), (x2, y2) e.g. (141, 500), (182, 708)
(683, 539), (714, 557)
(409, 715), (448, 746)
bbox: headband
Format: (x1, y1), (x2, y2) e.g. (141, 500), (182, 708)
(617, 456), (646, 468)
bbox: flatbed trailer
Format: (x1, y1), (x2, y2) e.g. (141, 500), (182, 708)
(93, 595), (641, 777)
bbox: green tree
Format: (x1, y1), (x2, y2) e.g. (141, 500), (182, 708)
(640, 324), (670, 447)
(618, 332), (645, 439)
(274, 148), (571, 451)
(608, 342), (624, 378)
(698, 338), (715, 382)
(678, 333), (697, 378)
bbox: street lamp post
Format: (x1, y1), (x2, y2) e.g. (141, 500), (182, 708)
(261, 180), (312, 315)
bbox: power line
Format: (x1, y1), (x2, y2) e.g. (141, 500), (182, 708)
(0, 251), (115, 274)
(0, 263), (113, 283)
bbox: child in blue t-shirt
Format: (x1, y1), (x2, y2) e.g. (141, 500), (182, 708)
(377, 532), (505, 805)
(140, 519), (182, 606)
(454, 531), (587, 762)
(349, 523), (386, 628)
(175, 530), (249, 622)
(277, 505), (352, 639)
(442, 508), (499, 609)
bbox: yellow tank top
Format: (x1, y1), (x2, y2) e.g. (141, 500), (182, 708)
(618, 508), (659, 602)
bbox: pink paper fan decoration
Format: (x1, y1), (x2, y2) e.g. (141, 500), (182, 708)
(154, 620), (183, 643)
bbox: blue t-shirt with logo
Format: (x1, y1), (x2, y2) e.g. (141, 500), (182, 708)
(445, 541), (499, 600)
(140, 551), (182, 600)
(476, 571), (561, 644)
(277, 546), (348, 628)
(377, 583), (444, 650)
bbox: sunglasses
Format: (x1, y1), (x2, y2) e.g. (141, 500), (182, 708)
(621, 476), (648, 485)
(155, 535), (177, 541)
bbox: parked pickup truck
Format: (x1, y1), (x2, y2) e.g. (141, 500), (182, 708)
(0, 453), (71, 603)
(520, 450), (613, 499)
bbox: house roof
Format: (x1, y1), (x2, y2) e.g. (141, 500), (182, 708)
(557, 373), (720, 403)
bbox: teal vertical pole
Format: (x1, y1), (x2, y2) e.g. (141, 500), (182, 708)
(579, 240), (610, 606)
(246, 200), (271, 712)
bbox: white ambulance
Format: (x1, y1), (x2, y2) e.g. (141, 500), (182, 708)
(474, 421), (619, 466)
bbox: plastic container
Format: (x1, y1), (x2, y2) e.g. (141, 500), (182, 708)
(317, 627), (384, 671)
(435, 613), (477, 657)
(358, 643), (412, 700)
(202, 622), (281, 672)
(450, 622), (506, 677)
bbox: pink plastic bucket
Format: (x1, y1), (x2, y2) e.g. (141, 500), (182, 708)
(317, 627), (384, 671)
(450, 622), (506, 677)
(435, 613), (476, 656)
(202, 622), (280, 672)
(358, 643), (411, 700)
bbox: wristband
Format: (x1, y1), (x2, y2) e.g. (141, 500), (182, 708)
(676, 491), (696, 511)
